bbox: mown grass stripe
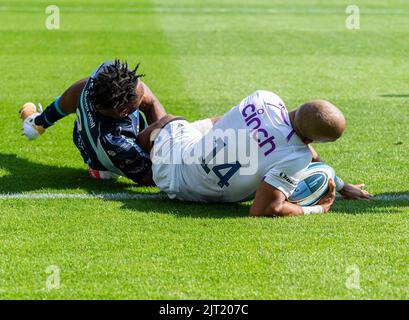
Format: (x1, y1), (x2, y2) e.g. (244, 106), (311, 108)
(0, 192), (165, 200)
(0, 6), (408, 15)
(0, 193), (408, 201)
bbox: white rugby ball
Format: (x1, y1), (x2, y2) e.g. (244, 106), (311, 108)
(288, 162), (336, 206)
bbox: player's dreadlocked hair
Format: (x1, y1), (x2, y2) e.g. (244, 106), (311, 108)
(89, 59), (144, 111)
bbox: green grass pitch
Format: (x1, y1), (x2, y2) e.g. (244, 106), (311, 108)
(0, 0), (408, 299)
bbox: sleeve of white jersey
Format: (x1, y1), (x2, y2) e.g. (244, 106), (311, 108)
(263, 156), (310, 199)
(239, 90), (286, 110)
(256, 90), (286, 107)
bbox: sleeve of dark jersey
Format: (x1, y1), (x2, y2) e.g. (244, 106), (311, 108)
(101, 133), (151, 183)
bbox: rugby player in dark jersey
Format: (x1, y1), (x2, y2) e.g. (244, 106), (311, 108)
(19, 60), (166, 185)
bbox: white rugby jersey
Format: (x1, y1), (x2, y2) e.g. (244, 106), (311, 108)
(156, 90), (312, 202)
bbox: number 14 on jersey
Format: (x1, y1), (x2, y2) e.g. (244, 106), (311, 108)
(200, 138), (242, 188)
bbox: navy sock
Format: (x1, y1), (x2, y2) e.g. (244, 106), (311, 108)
(35, 96), (68, 128)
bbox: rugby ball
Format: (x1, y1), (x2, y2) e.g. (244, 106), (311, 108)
(288, 162), (336, 206)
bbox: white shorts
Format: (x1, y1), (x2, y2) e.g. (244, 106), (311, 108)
(190, 118), (213, 136)
(151, 120), (203, 198)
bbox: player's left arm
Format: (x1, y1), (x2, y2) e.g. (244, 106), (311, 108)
(30, 77), (88, 123)
(251, 159), (336, 217)
(308, 145), (322, 162)
(308, 145), (372, 200)
(57, 78), (89, 113)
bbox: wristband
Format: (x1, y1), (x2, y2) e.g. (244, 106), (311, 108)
(334, 176), (345, 192)
(34, 96), (66, 128)
(302, 205), (324, 215)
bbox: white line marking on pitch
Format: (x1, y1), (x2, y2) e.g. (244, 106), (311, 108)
(0, 193), (408, 201)
(0, 6), (407, 15)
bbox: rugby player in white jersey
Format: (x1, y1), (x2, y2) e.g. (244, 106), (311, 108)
(138, 90), (371, 217)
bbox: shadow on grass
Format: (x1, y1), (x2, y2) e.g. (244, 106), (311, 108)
(0, 153), (135, 193)
(0, 153), (250, 219)
(379, 94), (409, 98)
(1, 153), (407, 218)
(332, 194), (409, 215)
(119, 198), (250, 218)
(132, 196), (408, 218)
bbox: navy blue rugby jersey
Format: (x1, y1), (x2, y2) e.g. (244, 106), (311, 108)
(73, 61), (150, 182)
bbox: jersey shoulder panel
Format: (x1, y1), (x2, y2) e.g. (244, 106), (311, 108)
(254, 90), (286, 107)
(90, 61), (115, 78)
(79, 61), (114, 110)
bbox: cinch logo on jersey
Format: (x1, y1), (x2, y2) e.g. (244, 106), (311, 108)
(279, 172), (297, 186)
(241, 104), (276, 156)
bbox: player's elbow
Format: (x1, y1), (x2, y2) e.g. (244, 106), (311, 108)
(250, 203), (284, 217)
(250, 205), (263, 217)
(267, 203), (285, 217)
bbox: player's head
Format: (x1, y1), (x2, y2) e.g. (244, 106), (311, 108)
(89, 59), (144, 119)
(294, 100), (346, 144)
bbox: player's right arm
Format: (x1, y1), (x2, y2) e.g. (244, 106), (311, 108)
(250, 179), (336, 217)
